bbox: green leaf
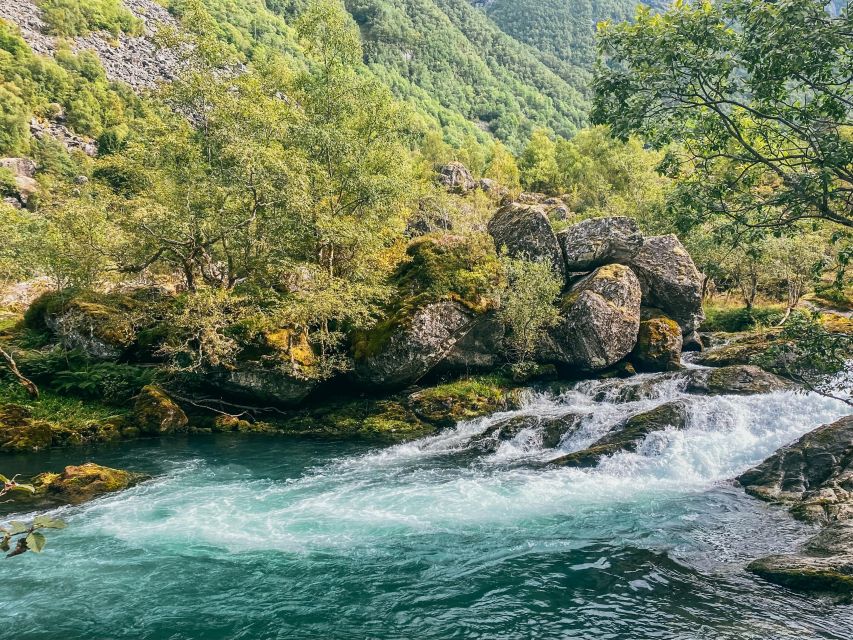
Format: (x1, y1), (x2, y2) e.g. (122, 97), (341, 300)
(26, 531), (46, 553)
(0, 474), (8, 483)
(33, 515), (66, 529)
(9, 521), (29, 535)
(9, 483), (35, 494)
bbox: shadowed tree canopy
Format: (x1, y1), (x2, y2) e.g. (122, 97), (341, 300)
(593, 0), (853, 231)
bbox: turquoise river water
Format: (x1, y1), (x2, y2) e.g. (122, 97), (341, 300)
(2, 370), (853, 639)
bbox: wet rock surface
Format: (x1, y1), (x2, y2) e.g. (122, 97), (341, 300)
(683, 365), (792, 396)
(549, 401), (688, 468)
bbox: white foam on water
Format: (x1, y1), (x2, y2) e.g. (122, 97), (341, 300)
(70, 373), (851, 554)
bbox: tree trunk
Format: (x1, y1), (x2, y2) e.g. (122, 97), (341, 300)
(0, 347), (39, 398)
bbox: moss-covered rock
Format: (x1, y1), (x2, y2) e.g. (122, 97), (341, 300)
(25, 290), (146, 360)
(132, 385), (188, 435)
(684, 365), (792, 395)
(632, 309), (683, 372)
(34, 463), (146, 505)
(487, 202), (565, 277)
(0, 404), (53, 452)
(407, 376), (523, 428)
(692, 331), (782, 368)
(550, 401), (688, 468)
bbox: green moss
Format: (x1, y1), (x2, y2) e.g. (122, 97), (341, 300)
(407, 374), (522, 428)
(354, 233), (503, 360)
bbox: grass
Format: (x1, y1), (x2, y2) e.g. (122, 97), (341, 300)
(700, 299), (787, 333)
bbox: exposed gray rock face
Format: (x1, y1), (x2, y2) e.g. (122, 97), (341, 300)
(738, 415), (853, 524)
(487, 203), (565, 277)
(550, 401), (689, 468)
(0, 0), (179, 91)
(208, 366), (318, 406)
(0, 157), (38, 206)
(556, 216), (644, 272)
(437, 162), (476, 194)
(355, 300), (477, 388)
(740, 415), (853, 593)
(683, 364), (792, 396)
(541, 264), (641, 370)
(627, 234), (705, 333)
(437, 314), (506, 373)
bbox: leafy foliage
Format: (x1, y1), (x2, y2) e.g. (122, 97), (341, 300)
(0, 508), (66, 558)
(36, 0), (143, 37)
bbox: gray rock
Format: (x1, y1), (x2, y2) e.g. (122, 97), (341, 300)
(208, 365), (318, 406)
(355, 300), (477, 388)
(488, 203), (565, 277)
(556, 216), (643, 272)
(437, 162), (476, 194)
(550, 401), (689, 468)
(0, 157), (36, 178)
(437, 313), (506, 373)
(747, 521), (853, 593)
(683, 365), (792, 396)
(738, 415), (853, 524)
(541, 264), (641, 370)
(627, 234), (705, 333)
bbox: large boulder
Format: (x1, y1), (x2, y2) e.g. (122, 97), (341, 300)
(436, 314), (506, 373)
(487, 203), (565, 277)
(550, 401), (689, 468)
(541, 264), (641, 370)
(437, 162), (476, 194)
(683, 365), (792, 396)
(132, 385), (189, 435)
(0, 157), (37, 207)
(556, 216), (643, 272)
(631, 308), (683, 372)
(26, 291), (145, 360)
(406, 376), (522, 428)
(738, 415), (853, 524)
(354, 300), (478, 388)
(627, 234), (705, 333)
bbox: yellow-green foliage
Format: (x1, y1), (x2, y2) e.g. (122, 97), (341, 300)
(0, 19), (142, 154)
(36, 0), (142, 37)
(354, 233), (502, 360)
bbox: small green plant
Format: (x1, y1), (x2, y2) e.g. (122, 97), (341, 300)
(0, 474), (67, 558)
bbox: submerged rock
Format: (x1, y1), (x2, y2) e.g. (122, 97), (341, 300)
(738, 415), (853, 524)
(632, 308), (683, 372)
(132, 385), (188, 435)
(550, 401), (688, 468)
(487, 203), (565, 277)
(683, 365), (792, 396)
(627, 234), (705, 334)
(747, 521), (853, 593)
(556, 216), (643, 272)
(542, 264), (641, 370)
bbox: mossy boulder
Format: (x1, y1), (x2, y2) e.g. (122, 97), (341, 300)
(692, 331), (782, 369)
(0, 404), (53, 453)
(407, 376), (523, 428)
(487, 202), (565, 277)
(132, 385), (188, 435)
(683, 365), (792, 396)
(631, 309), (683, 372)
(541, 263), (642, 371)
(556, 216), (644, 272)
(34, 463), (146, 505)
(627, 234), (705, 334)
(25, 290), (146, 360)
(550, 401), (688, 468)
